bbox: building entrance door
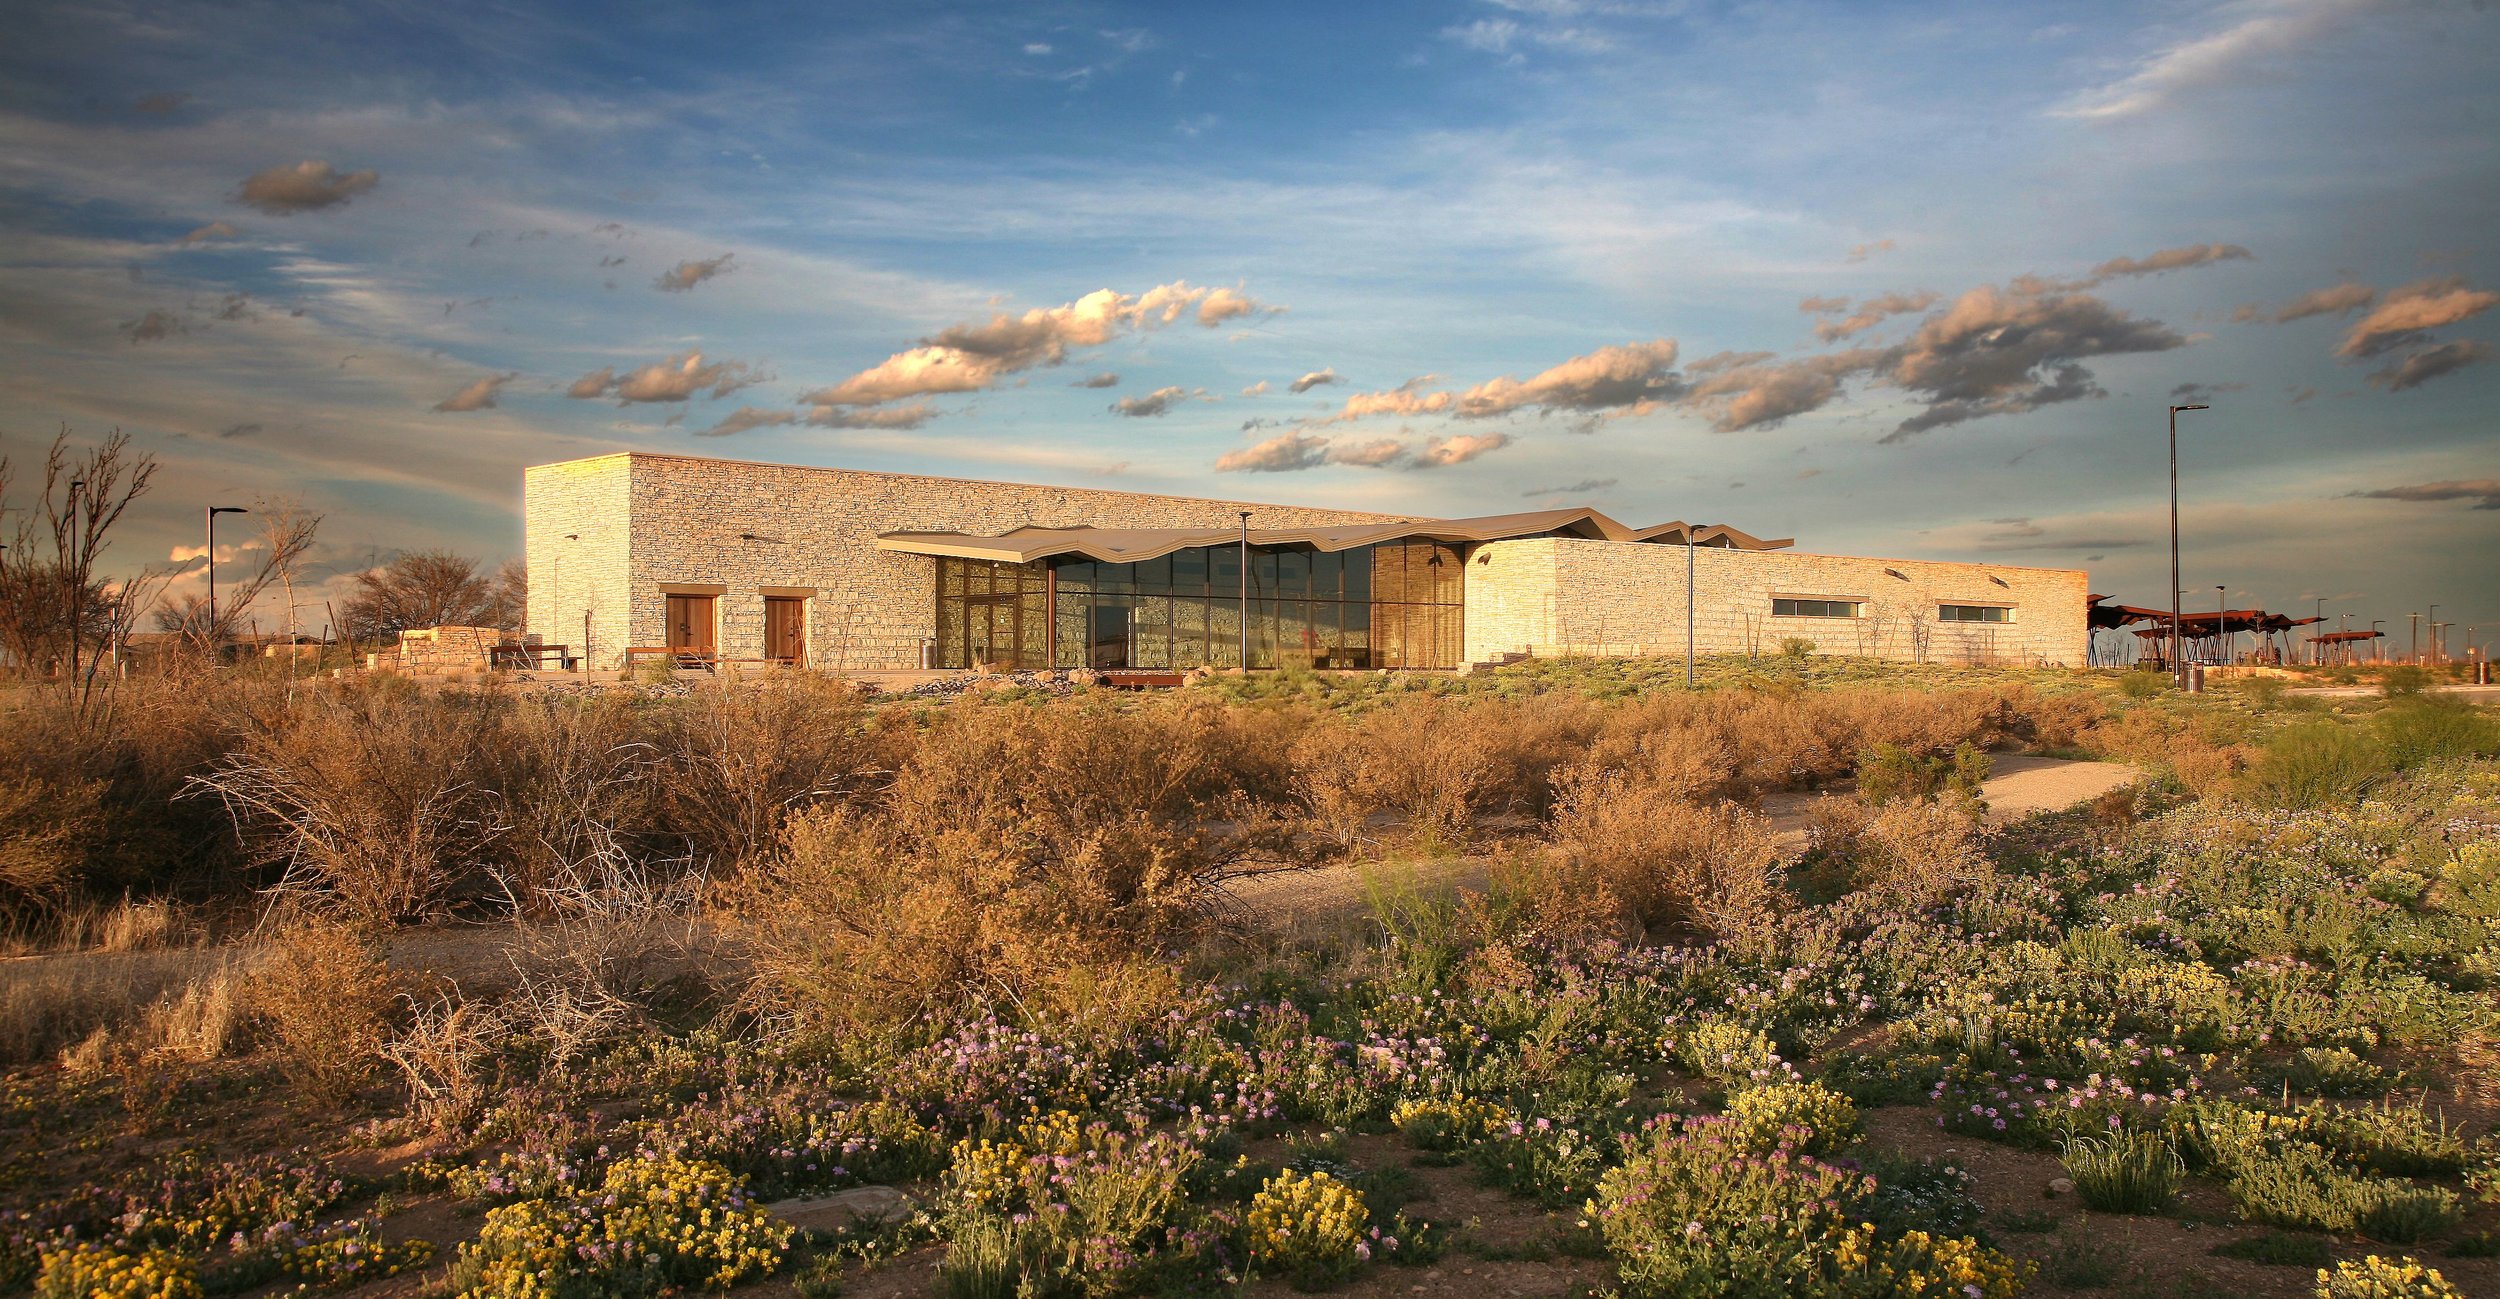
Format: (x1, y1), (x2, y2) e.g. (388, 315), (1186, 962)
(763, 597), (805, 664)
(664, 594), (716, 661)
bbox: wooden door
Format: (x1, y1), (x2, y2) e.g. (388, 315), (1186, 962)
(763, 597), (806, 664)
(664, 595), (715, 658)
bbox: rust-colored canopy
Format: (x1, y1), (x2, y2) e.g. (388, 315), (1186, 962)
(2314, 629), (2386, 643)
(877, 506), (1793, 565)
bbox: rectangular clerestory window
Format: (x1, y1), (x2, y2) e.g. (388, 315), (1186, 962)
(1772, 597), (1861, 619)
(1938, 603), (2012, 623)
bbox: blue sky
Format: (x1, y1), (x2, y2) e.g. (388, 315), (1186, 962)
(3, 0), (2494, 650)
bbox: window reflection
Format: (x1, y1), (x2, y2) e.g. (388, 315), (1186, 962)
(932, 541), (1464, 670)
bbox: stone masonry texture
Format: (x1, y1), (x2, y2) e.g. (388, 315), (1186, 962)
(524, 452), (1419, 670)
(524, 452), (2090, 671)
(1459, 538), (2090, 667)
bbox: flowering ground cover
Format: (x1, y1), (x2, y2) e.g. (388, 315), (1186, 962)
(1, 673), (2495, 1298)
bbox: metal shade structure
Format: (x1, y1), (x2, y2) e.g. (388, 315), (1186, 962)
(878, 507), (1793, 566)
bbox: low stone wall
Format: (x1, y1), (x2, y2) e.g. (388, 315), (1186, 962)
(373, 626), (530, 676)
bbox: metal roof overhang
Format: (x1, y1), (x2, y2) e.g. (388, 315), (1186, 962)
(875, 508), (1792, 565)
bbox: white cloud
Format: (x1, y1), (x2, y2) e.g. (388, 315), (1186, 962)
(1111, 385), (1191, 417)
(2336, 277), (2497, 358)
(1289, 367), (1340, 393)
(567, 351), (762, 403)
(235, 160), (379, 214)
(2055, 0), (2372, 121)
(804, 281), (1277, 408)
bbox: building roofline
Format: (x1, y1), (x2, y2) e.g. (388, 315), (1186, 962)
(523, 449), (1423, 524)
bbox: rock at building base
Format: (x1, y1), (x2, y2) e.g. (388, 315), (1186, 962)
(767, 1184), (916, 1233)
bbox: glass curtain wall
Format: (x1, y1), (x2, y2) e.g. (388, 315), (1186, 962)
(933, 541), (1464, 670)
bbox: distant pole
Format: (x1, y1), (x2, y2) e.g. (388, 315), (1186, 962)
(2216, 585), (2226, 665)
(2167, 403), (2206, 689)
(1685, 533), (1696, 688)
(2410, 612), (2421, 665)
(2314, 597), (2324, 665)
(66, 479), (83, 688)
(1237, 511), (1251, 671)
(2371, 619), (2385, 665)
(2427, 604), (2439, 666)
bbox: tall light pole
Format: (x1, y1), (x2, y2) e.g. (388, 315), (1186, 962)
(2427, 604), (2439, 666)
(2371, 619), (2385, 665)
(2216, 585), (2227, 666)
(2410, 612), (2421, 665)
(1237, 511), (1251, 671)
(2314, 597), (2325, 666)
(205, 505), (249, 652)
(2168, 403), (2206, 689)
(1685, 529), (1697, 688)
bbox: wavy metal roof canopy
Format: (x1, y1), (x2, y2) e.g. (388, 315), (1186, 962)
(875, 507), (1793, 565)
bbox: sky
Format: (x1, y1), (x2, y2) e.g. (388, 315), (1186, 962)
(2, 0), (2495, 654)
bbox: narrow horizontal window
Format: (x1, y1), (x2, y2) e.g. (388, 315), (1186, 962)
(1772, 597), (1861, 619)
(1939, 604), (2011, 623)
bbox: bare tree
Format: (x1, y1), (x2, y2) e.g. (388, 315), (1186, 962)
(0, 430), (157, 707)
(340, 550), (514, 642)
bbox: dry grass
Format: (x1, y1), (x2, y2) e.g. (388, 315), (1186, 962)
(1545, 764), (1787, 942)
(0, 944), (237, 1066)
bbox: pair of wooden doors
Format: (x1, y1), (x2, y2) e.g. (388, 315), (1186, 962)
(663, 594), (805, 663)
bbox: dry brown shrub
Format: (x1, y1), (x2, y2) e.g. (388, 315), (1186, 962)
(1290, 694), (1587, 850)
(246, 920), (396, 1103)
(2006, 686), (2108, 751)
(196, 688), (507, 924)
(1805, 792), (1990, 910)
(382, 992), (508, 1134)
(1545, 764), (1787, 941)
(486, 695), (661, 908)
(744, 698), (1280, 1038)
(2081, 706), (2246, 799)
(653, 675), (893, 873)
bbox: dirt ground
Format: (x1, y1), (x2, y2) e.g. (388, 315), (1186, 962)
(1228, 755), (2144, 929)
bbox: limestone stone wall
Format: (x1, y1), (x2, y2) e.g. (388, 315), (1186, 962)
(1462, 538), (2089, 667)
(526, 452), (1419, 670)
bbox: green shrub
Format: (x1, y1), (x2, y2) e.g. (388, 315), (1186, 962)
(2373, 700), (2500, 770)
(2059, 1130), (2182, 1214)
(1721, 1081), (1861, 1157)
(453, 1153), (792, 1298)
(2237, 676), (2288, 709)
(2276, 1046), (2395, 1098)
(1590, 1116), (2026, 1299)
(2116, 670), (2170, 699)
(2229, 1141), (2366, 1231)
(2378, 667), (2433, 699)
(2352, 1182), (2462, 1245)
(1855, 741), (1990, 807)
(1780, 638), (1817, 661)
(1244, 1168), (1376, 1289)
(2315, 1254), (2462, 1298)
(2241, 722), (2389, 810)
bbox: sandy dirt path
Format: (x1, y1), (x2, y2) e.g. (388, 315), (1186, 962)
(1229, 754), (2141, 928)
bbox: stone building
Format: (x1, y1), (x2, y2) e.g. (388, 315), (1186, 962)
(522, 451), (2089, 671)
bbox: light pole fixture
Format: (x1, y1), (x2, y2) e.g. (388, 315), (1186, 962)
(204, 505), (249, 649)
(1237, 511), (1251, 671)
(2168, 403), (2207, 689)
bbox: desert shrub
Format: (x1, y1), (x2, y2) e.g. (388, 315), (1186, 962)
(2241, 722), (2390, 810)
(2378, 667), (2433, 698)
(194, 689), (509, 924)
(2059, 1129), (2182, 1214)
(1722, 1081), (1860, 1156)
(453, 1153), (791, 1298)
(1779, 637), (1816, 661)
(1855, 742), (1989, 806)
(2237, 675), (2289, 709)
(482, 695), (664, 908)
(1466, 1117), (1615, 1206)
(34, 1244), (201, 1299)
(1244, 1168), (1375, 1288)
(1592, 1115), (2024, 1299)
(2373, 699), (2500, 770)
(2316, 1255), (2462, 1298)
(1803, 793), (1990, 910)
(245, 921), (396, 1103)
(938, 1111), (1213, 1292)
(1390, 1095), (1514, 1152)
(649, 676), (889, 873)
(1290, 694), (1585, 849)
(2116, 670), (2170, 699)
(1855, 1153), (1985, 1240)
(1546, 766), (1785, 940)
(382, 992), (510, 1134)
